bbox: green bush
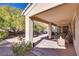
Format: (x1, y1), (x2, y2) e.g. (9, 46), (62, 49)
(0, 32), (9, 41)
(12, 41), (32, 56)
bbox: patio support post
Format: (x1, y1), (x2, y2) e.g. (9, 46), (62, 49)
(60, 26), (63, 34)
(25, 16), (33, 44)
(48, 23), (52, 39)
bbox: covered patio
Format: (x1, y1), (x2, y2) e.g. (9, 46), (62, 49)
(22, 3), (79, 55)
(30, 3), (77, 45)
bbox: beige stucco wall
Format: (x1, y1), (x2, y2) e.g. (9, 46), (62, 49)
(25, 16), (33, 43)
(73, 8), (79, 55)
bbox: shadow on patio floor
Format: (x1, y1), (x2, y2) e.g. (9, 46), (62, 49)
(32, 43), (76, 56)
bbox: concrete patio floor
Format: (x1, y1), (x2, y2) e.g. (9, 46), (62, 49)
(33, 34), (65, 49)
(32, 44), (76, 56)
(32, 34), (77, 56)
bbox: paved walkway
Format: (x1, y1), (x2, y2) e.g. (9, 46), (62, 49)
(0, 37), (16, 56)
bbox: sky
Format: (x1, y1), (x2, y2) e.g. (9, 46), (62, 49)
(0, 3), (28, 10)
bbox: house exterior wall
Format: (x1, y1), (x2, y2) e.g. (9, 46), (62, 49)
(73, 13), (79, 56)
(73, 7), (79, 55)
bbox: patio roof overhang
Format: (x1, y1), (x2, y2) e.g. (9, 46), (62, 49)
(30, 4), (78, 26)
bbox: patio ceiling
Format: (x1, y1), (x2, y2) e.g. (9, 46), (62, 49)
(31, 4), (78, 26)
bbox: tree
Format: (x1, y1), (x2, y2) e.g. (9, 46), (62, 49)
(33, 21), (47, 33)
(0, 5), (25, 36)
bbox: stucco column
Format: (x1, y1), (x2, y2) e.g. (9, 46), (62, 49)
(25, 16), (33, 43)
(48, 23), (52, 39)
(60, 26), (63, 34)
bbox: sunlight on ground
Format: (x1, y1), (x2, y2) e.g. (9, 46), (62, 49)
(33, 34), (48, 43)
(35, 39), (66, 49)
(33, 34), (66, 49)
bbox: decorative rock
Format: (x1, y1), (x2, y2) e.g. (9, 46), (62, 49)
(57, 36), (65, 47)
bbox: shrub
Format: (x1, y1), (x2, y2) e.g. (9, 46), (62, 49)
(0, 32), (9, 41)
(12, 41), (32, 56)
